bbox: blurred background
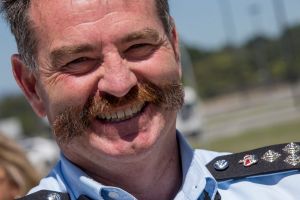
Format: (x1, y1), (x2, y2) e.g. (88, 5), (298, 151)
(1, 0), (300, 179)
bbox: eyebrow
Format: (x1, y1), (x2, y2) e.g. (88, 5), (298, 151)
(50, 44), (97, 67)
(120, 28), (161, 44)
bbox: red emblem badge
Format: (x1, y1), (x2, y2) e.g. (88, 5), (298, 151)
(239, 154), (258, 167)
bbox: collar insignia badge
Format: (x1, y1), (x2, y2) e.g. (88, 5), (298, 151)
(214, 159), (229, 171)
(239, 154), (258, 167)
(284, 154), (300, 166)
(282, 142), (300, 154)
(282, 142), (300, 166)
(261, 150), (281, 162)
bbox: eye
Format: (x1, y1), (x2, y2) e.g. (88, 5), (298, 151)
(124, 43), (157, 61)
(67, 57), (90, 65)
(62, 57), (100, 75)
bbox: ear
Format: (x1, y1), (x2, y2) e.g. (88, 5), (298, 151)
(11, 54), (46, 117)
(169, 17), (182, 77)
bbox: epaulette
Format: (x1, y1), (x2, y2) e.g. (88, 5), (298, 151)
(16, 190), (91, 200)
(206, 142), (300, 181)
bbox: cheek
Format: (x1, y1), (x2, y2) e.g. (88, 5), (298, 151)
(41, 74), (98, 121)
(133, 51), (181, 85)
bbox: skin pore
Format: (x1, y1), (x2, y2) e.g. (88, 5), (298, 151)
(12, 0), (183, 199)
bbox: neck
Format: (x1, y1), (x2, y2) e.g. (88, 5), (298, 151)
(86, 134), (182, 200)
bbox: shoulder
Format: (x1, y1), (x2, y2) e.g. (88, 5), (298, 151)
(206, 142), (300, 181)
(16, 190), (70, 200)
(16, 190), (90, 200)
(28, 159), (67, 194)
(194, 149), (230, 165)
(205, 142), (300, 199)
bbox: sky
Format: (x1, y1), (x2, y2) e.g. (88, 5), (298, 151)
(1, 0), (300, 97)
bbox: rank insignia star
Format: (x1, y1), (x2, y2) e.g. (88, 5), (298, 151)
(282, 142), (300, 154)
(261, 150), (281, 163)
(284, 154), (300, 166)
(239, 154), (258, 167)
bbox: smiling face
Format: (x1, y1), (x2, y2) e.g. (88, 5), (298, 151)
(14, 0), (182, 165)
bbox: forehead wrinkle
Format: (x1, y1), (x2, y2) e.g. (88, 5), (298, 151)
(68, 0), (133, 17)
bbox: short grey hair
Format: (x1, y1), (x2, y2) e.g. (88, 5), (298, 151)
(1, 0), (172, 71)
(1, 0), (38, 71)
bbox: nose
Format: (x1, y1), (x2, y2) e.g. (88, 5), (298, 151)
(98, 53), (137, 97)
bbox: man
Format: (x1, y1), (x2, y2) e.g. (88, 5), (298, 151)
(1, 0), (300, 199)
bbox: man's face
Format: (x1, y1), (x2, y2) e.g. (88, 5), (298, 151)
(24, 0), (182, 163)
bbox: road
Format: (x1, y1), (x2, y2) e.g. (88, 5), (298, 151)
(200, 83), (300, 142)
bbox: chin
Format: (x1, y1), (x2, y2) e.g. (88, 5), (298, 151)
(87, 125), (164, 160)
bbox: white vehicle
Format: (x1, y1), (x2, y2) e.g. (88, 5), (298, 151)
(176, 86), (203, 137)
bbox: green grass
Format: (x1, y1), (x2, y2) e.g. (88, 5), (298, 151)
(190, 118), (300, 153)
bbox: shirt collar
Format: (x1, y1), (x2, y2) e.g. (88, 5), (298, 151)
(175, 131), (218, 200)
(60, 154), (136, 200)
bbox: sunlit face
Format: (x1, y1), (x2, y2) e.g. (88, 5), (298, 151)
(27, 0), (182, 165)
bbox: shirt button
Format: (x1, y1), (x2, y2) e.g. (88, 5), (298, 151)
(108, 191), (119, 199)
(101, 188), (123, 200)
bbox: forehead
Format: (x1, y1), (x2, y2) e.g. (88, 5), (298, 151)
(29, 0), (158, 31)
(28, 0), (162, 53)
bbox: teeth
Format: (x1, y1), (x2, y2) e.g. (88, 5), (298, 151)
(132, 105), (138, 113)
(97, 102), (145, 122)
(111, 113), (118, 120)
(105, 113), (112, 120)
(125, 108), (132, 116)
(117, 111), (125, 119)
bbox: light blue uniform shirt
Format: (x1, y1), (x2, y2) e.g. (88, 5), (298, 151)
(29, 133), (300, 200)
